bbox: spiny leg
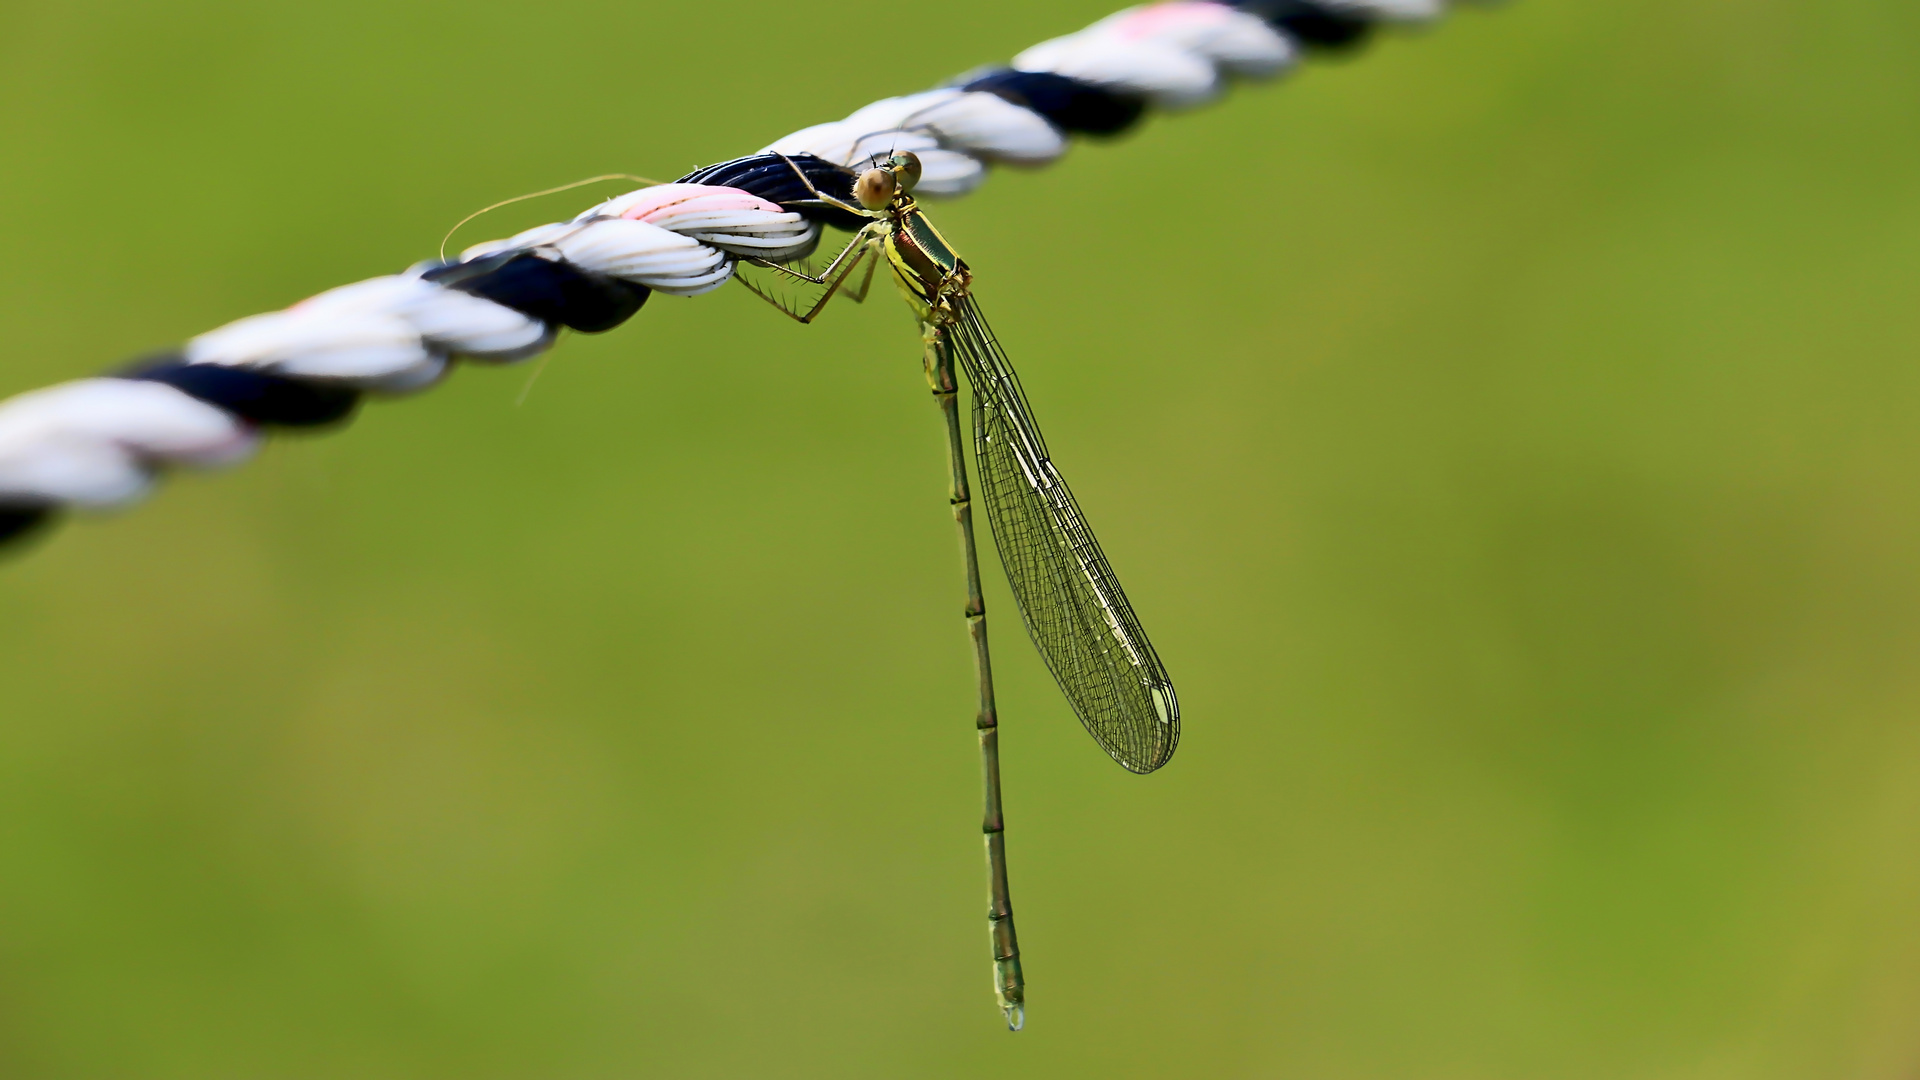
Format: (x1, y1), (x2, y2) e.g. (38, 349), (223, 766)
(749, 222), (876, 287)
(736, 229), (878, 324)
(739, 155), (886, 320)
(841, 246), (880, 304)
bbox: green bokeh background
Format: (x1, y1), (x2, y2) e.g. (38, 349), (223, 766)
(4, 0), (1920, 1075)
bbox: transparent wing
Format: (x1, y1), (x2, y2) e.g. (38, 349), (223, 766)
(945, 295), (1180, 774)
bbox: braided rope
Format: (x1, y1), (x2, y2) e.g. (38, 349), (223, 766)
(0, 0), (1477, 549)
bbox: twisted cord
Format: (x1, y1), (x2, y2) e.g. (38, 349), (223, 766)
(0, 0), (1475, 549)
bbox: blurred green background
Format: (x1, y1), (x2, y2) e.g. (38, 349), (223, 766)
(4, 0), (1920, 1075)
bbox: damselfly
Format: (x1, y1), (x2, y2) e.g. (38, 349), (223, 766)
(737, 151), (1180, 1030)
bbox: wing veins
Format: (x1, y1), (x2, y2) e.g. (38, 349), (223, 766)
(946, 296), (1180, 773)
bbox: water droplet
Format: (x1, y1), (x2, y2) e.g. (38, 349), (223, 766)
(1004, 1003), (1025, 1031)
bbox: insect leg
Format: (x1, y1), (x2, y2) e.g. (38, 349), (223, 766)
(736, 228), (880, 324)
(775, 153), (874, 220)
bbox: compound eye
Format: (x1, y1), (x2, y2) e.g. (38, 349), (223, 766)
(889, 151), (922, 193)
(854, 167), (897, 210)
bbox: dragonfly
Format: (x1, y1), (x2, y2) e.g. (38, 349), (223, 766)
(736, 151), (1180, 1030)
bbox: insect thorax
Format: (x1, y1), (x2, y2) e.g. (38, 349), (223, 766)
(885, 202), (971, 325)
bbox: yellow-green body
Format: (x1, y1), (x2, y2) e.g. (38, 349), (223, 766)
(880, 194), (973, 328)
(880, 192), (1026, 1028)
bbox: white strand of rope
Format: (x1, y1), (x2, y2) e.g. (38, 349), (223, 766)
(0, 0), (1462, 517)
